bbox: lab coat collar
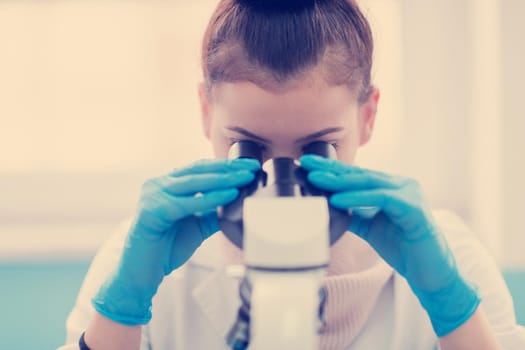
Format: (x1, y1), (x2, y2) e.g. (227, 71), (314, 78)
(188, 233), (244, 340)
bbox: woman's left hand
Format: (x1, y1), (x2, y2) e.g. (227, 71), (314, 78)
(300, 154), (481, 337)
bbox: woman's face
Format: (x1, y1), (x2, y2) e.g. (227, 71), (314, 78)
(199, 75), (379, 164)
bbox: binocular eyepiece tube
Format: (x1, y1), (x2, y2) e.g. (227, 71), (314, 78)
(218, 140), (350, 249)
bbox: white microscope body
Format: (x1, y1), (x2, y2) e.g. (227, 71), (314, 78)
(220, 141), (348, 350)
(243, 196), (330, 350)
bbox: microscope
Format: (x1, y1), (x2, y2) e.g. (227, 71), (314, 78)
(218, 140), (351, 350)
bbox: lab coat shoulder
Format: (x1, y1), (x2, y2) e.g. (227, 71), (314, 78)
(431, 209), (525, 349)
(386, 209), (525, 350)
(57, 217), (179, 350)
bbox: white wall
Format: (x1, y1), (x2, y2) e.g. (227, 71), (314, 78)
(0, 1), (215, 174)
(0, 0), (523, 266)
(0, 1), (217, 259)
(501, 0), (525, 268)
(399, 0), (470, 213)
(397, 0), (524, 267)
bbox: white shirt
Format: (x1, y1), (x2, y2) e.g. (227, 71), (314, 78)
(58, 210), (525, 349)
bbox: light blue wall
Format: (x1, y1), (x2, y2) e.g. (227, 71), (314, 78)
(0, 261), (524, 350)
(0, 261), (90, 350)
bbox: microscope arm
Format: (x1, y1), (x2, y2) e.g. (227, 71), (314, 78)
(243, 197), (330, 350)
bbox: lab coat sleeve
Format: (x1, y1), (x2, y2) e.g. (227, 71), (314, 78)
(57, 217), (152, 350)
(434, 209), (525, 349)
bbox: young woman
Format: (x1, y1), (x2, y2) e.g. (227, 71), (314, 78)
(60, 0), (525, 349)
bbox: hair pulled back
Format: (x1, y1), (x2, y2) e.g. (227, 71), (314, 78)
(201, 0), (374, 103)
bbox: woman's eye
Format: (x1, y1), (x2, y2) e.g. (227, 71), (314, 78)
(228, 139), (267, 152)
(304, 141), (340, 150)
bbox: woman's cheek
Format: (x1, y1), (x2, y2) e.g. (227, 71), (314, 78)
(336, 142), (358, 164)
(209, 136), (230, 159)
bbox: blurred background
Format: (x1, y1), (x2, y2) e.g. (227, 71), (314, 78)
(1, 0), (524, 348)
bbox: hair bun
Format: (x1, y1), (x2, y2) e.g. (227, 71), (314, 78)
(236, 0), (316, 13)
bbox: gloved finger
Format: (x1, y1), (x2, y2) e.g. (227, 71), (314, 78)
(300, 154), (358, 174)
(351, 206), (381, 219)
(300, 154), (395, 179)
(329, 188), (412, 220)
(162, 188), (240, 221)
(330, 187), (431, 239)
(167, 214), (221, 265)
(195, 210), (221, 240)
(153, 170), (255, 196)
(170, 158), (260, 177)
(347, 211), (374, 240)
(307, 170), (404, 192)
(347, 211), (402, 261)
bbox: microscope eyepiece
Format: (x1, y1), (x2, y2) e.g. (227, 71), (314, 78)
(218, 140), (351, 249)
(302, 140), (338, 159)
(227, 140), (264, 164)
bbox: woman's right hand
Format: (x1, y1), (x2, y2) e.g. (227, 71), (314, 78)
(91, 158), (261, 326)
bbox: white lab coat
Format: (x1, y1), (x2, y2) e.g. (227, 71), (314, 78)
(58, 210), (525, 349)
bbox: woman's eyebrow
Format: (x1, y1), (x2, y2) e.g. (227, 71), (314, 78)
(295, 127), (344, 144)
(225, 126), (344, 144)
(226, 126), (271, 144)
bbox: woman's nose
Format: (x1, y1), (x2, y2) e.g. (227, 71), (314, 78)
(266, 147), (302, 161)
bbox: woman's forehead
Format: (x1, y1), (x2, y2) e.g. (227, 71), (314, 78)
(212, 80), (359, 124)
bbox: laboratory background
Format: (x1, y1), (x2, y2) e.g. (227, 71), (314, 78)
(0, 0), (524, 349)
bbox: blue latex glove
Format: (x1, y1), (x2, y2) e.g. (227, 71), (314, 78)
(92, 158), (261, 326)
(300, 154), (480, 337)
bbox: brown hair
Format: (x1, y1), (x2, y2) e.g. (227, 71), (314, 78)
(201, 0), (374, 103)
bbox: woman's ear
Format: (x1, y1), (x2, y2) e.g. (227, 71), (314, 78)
(358, 86), (380, 146)
(198, 82), (212, 139)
